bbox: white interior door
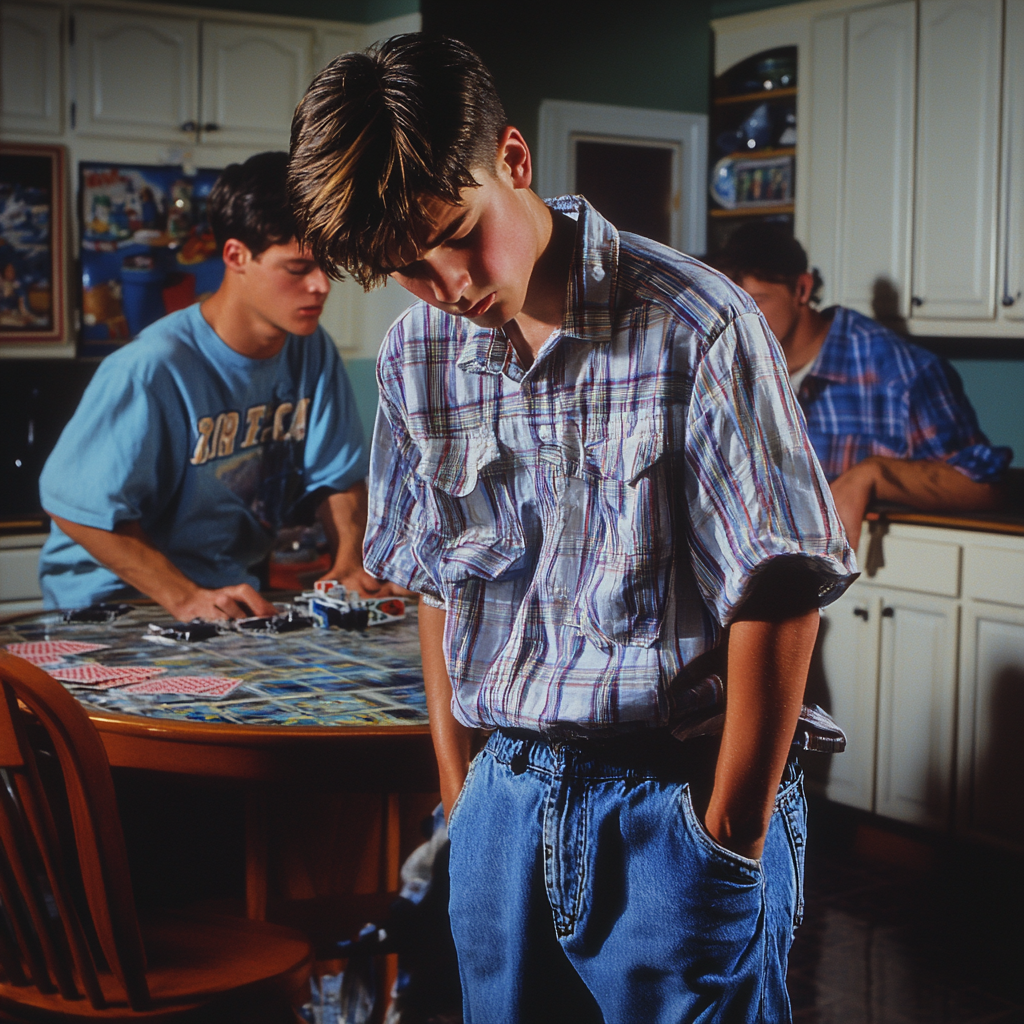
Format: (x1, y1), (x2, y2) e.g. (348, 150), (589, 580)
(200, 22), (313, 148)
(875, 590), (959, 829)
(911, 0), (1002, 320)
(73, 9), (198, 141)
(1, 2), (63, 136)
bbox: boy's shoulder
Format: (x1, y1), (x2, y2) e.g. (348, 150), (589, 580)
(615, 231), (760, 336)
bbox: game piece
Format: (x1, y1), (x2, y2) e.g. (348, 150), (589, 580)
(62, 603), (133, 624)
(147, 620), (221, 642)
(311, 600), (370, 631)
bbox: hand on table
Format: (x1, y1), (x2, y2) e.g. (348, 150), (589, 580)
(316, 564), (412, 599)
(169, 584), (278, 622)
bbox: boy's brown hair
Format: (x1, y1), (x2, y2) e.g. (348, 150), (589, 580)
(288, 33), (507, 290)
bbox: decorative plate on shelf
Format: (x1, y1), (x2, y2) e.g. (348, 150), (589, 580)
(710, 153), (794, 210)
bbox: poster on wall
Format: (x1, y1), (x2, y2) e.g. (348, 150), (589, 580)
(0, 143), (66, 344)
(78, 162), (225, 358)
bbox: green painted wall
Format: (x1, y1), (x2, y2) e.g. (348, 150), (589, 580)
(421, 0), (713, 151)
(132, 0), (417, 22)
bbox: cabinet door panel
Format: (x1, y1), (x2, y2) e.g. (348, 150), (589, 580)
(808, 585), (881, 811)
(839, 2), (915, 318)
(75, 10), (198, 139)
(876, 592), (958, 828)
(806, 14), (846, 309)
(958, 604), (1024, 850)
(200, 23), (313, 146)
(1001, 0), (1024, 320)
(912, 0), (1002, 320)
(1, 2), (62, 135)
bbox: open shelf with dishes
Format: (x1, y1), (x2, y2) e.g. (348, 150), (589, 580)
(706, 46), (797, 259)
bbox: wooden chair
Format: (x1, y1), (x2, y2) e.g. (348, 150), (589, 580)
(0, 651), (313, 1021)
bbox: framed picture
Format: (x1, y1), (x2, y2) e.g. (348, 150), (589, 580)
(78, 162), (225, 358)
(710, 153), (794, 210)
(0, 143), (67, 343)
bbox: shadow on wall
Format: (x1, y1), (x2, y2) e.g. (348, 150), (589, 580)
(871, 277), (908, 336)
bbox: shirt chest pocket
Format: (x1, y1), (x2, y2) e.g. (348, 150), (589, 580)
(415, 434), (527, 586)
(568, 419), (675, 649)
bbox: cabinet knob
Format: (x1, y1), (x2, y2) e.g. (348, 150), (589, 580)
(1002, 293), (1018, 308)
(202, 123), (221, 132)
(882, 607), (895, 618)
(853, 607), (869, 621)
(180, 120), (197, 132)
(911, 296), (924, 307)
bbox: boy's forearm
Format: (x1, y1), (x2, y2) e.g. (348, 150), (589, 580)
(705, 608), (819, 859)
(418, 602), (474, 820)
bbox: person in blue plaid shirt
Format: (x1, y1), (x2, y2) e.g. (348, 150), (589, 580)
(289, 34), (858, 1024)
(719, 223), (1012, 550)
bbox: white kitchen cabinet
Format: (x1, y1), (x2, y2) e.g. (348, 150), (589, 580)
(1001, 0), (1024, 320)
(911, 0), (1003, 321)
(957, 602), (1024, 850)
(874, 590), (959, 829)
(813, 585), (881, 812)
(0, 534), (46, 617)
(199, 22), (313, 147)
(72, 8), (198, 141)
(0, 2), (63, 136)
(811, 523), (1024, 851)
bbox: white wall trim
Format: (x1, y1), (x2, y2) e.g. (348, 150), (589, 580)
(537, 99), (708, 255)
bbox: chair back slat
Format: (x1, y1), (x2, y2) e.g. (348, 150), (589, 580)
(0, 764), (79, 998)
(0, 821), (51, 991)
(0, 701), (23, 768)
(5, 690), (108, 1008)
(0, 653), (151, 1011)
(0, 897), (28, 986)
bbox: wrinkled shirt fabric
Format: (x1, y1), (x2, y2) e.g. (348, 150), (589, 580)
(797, 306), (1012, 483)
(365, 197), (857, 736)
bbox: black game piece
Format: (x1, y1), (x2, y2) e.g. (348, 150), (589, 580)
(235, 616), (275, 632)
(148, 620), (221, 642)
(63, 603), (133, 624)
(266, 611), (314, 633)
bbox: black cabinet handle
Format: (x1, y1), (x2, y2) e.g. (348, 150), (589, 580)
(911, 296), (924, 307)
(853, 607), (869, 621)
(202, 122), (220, 132)
(180, 120), (197, 132)
(882, 607), (895, 618)
(1002, 293), (1018, 307)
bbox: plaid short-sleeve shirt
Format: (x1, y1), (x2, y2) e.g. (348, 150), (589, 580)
(797, 307), (1012, 483)
(365, 198), (857, 735)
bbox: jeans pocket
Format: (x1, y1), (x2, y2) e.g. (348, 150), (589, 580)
(776, 772), (807, 932)
(446, 749), (483, 839)
(679, 783), (763, 881)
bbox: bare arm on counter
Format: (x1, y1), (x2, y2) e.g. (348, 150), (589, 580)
(829, 456), (1003, 554)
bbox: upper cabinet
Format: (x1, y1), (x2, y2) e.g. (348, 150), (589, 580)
(199, 23), (313, 147)
(73, 9), (198, 141)
(716, 0), (1024, 338)
(0, 2), (64, 136)
(71, 10), (314, 148)
(912, 0), (1003, 321)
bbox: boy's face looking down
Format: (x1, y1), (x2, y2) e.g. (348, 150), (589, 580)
(738, 271), (816, 352)
(386, 128), (545, 329)
(222, 236), (331, 338)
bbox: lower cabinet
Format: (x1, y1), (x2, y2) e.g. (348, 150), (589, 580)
(810, 523), (1024, 851)
(0, 533), (46, 617)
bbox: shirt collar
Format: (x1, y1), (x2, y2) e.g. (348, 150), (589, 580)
(804, 306), (850, 384)
(456, 195), (620, 378)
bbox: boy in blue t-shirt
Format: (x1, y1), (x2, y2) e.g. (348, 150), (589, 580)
(289, 35), (856, 1023)
(40, 152), (396, 618)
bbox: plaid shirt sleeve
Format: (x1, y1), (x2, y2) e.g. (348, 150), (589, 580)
(907, 358), (1013, 482)
(363, 354), (445, 604)
(685, 311), (856, 626)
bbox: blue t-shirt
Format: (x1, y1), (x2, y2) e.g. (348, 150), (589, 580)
(38, 303), (367, 609)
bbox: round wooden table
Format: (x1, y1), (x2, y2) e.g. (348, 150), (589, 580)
(0, 603), (438, 921)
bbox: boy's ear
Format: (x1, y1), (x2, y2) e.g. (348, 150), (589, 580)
(496, 127), (533, 190)
(221, 238), (253, 273)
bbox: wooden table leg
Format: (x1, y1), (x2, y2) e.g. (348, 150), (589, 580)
(245, 788), (268, 921)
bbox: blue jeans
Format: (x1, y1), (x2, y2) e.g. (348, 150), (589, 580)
(447, 730), (806, 1024)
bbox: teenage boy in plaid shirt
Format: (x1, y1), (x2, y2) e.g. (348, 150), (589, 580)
(289, 34), (857, 1024)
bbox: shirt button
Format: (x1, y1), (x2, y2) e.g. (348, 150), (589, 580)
(591, 265), (606, 282)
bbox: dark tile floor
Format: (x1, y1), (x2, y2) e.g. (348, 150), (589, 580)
(789, 801), (1024, 1023)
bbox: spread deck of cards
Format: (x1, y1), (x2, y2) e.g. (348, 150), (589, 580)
(1, 585), (427, 728)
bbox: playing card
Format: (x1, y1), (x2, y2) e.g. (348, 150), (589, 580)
(5, 641), (110, 665)
(122, 675), (244, 698)
(48, 664), (167, 688)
